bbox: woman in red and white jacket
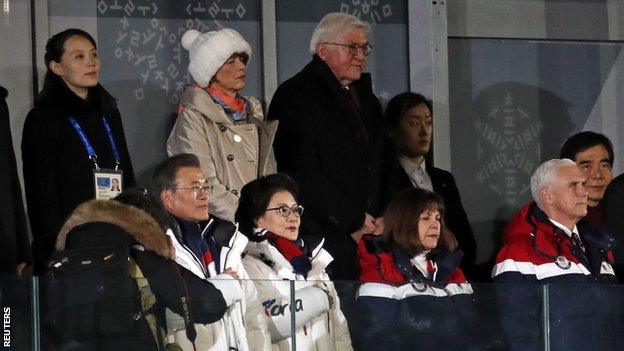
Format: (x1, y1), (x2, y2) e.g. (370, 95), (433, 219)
(356, 188), (479, 351)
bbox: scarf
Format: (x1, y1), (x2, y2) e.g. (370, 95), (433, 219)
(177, 218), (219, 273)
(257, 229), (312, 278)
(205, 86), (247, 122)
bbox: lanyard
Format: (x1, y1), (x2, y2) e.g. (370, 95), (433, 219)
(69, 117), (120, 170)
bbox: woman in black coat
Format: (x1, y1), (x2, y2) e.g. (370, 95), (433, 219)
(22, 29), (135, 274)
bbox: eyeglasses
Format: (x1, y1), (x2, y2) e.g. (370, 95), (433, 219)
(266, 205), (305, 217)
(323, 42), (373, 56)
(168, 184), (214, 198)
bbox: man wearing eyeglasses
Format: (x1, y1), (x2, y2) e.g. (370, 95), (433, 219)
(268, 12), (386, 280)
(152, 153), (270, 350)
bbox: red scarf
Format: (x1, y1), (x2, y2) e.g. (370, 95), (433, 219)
(202, 251), (213, 268)
(266, 232), (311, 278)
(266, 232), (304, 261)
(205, 86), (245, 112)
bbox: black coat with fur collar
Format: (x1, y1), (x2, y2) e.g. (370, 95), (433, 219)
(56, 200), (227, 324)
(22, 77), (135, 273)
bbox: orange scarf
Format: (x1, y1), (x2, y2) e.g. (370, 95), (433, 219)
(205, 86), (245, 112)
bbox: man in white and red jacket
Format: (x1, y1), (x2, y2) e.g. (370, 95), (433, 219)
(492, 159), (618, 351)
(153, 153), (270, 351)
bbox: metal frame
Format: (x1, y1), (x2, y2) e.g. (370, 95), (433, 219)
(408, 0), (451, 171)
(261, 0), (277, 105)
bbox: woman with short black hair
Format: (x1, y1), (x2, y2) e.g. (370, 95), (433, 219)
(235, 174), (353, 351)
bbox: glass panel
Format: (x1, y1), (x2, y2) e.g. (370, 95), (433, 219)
(340, 281), (512, 350)
(448, 38), (624, 268)
(548, 283), (624, 350)
(39, 275), (157, 349)
(0, 275), (33, 350)
(1, 0), (35, 173)
(8, 277), (624, 349)
(275, 0), (409, 105)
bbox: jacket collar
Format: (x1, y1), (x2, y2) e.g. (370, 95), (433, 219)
(36, 76), (116, 118)
(57, 199), (174, 259)
(391, 246), (463, 287)
(245, 237), (332, 278)
(304, 55), (373, 143)
(528, 202), (615, 274)
(179, 86), (263, 126)
(366, 235), (462, 287)
(172, 215), (243, 249)
(170, 215), (248, 275)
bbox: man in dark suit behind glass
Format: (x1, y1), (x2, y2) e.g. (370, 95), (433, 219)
(382, 92), (478, 280)
(268, 13), (386, 280)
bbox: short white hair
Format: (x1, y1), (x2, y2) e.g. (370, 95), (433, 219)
(309, 12), (370, 54)
(530, 158), (577, 207)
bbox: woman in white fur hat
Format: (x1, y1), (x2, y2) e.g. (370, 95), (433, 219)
(167, 28), (277, 222)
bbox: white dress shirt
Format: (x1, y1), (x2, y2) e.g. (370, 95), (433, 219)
(398, 157), (434, 192)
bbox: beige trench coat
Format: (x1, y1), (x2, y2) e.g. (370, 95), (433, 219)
(167, 87), (277, 221)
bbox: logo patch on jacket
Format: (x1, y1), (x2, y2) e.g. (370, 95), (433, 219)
(262, 298), (303, 316)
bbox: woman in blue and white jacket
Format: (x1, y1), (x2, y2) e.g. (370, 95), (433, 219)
(235, 174), (353, 351)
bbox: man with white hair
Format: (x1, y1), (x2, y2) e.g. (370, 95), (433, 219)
(492, 159), (617, 351)
(267, 13), (386, 279)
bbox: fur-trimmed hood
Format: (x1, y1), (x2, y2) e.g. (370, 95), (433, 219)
(56, 199), (174, 259)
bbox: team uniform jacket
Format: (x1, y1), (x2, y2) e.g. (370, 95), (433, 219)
(355, 235), (479, 351)
(165, 217), (270, 351)
(167, 87), (277, 221)
(243, 236), (353, 351)
(492, 202), (620, 351)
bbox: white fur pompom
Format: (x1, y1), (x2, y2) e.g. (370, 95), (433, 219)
(181, 29), (201, 51)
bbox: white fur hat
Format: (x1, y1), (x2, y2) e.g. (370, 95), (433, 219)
(181, 28), (252, 88)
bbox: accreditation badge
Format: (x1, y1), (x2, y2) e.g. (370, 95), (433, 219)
(93, 169), (123, 200)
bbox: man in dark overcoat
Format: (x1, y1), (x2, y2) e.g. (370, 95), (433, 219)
(268, 13), (386, 279)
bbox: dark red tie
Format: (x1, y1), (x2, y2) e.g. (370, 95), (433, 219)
(344, 86), (369, 142)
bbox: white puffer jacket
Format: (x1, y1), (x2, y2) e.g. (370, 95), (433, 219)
(165, 219), (271, 351)
(243, 238), (353, 351)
